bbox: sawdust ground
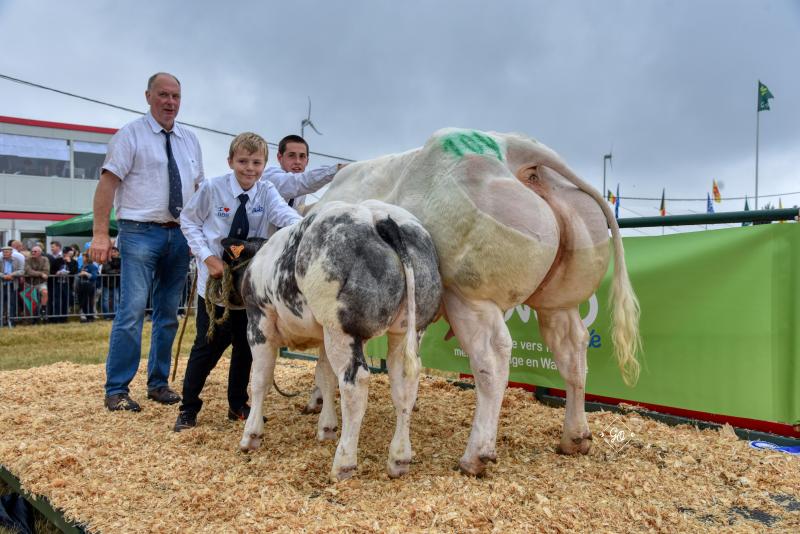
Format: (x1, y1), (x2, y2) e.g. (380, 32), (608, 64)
(0, 359), (798, 533)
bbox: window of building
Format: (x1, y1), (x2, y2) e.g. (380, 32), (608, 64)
(73, 141), (107, 180)
(0, 133), (70, 177)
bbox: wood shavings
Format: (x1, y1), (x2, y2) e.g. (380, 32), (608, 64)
(0, 360), (798, 533)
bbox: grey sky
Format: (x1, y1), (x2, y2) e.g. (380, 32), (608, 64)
(1, 0), (797, 229)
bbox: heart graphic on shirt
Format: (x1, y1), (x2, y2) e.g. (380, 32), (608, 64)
(223, 207), (230, 212)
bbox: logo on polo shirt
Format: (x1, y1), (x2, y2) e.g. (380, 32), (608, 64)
(216, 206), (231, 217)
(252, 205), (264, 213)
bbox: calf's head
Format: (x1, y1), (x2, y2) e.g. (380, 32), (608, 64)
(220, 237), (267, 306)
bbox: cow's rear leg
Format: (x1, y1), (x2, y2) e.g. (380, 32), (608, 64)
(385, 332), (420, 478)
(239, 309), (277, 452)
(537, 307), (592, 455)
(324, 329), (370, 482)
(315, 344), (338, 441)
(444, 290), (511, 476)
(302, 384), (324, 414)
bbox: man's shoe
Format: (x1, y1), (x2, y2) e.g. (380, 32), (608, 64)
(173, 411), (197, 432)
(105, 393), (141, 412)
(228, 404), (267, 423)
(146, 386), (181, 405)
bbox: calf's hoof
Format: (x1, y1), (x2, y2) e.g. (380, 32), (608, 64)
(387, 458), (412, 478)
(239, 433), (263, 452)
(331, 464), (357, 482)
(317, 426), (338, 442)
(557, 432), (593, 455)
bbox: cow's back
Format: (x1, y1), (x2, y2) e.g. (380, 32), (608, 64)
(315, 129), (565, 310)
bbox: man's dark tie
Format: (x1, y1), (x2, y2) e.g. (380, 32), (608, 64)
(162, 130), (183, 218)
(228, 193), (250, 238)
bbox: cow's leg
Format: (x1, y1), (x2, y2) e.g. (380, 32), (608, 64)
(315, 344), (338, 441)
(239, 308), (277, 451)
(444, 289), (511, 476)
(302, 384), (323, 414)
(385, 332), (420, 478)
(324, 329), (370, 482)
(537, 307), (592, 455)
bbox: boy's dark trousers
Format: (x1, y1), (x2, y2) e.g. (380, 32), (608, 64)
(179, 296), (253, 415)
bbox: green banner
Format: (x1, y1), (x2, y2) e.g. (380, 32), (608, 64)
(367, 224), (799, 426)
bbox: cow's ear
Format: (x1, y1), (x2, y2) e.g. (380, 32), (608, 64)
(221, 238), (247, 262)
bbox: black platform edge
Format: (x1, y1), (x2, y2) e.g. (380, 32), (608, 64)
(0, 465), (89, 534)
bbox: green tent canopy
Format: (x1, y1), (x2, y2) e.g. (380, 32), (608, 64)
(45, 209), (117, 237)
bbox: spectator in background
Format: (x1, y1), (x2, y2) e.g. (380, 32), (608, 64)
(11, 240), (29, 261)
(77, 251), (99, 322)
(23, 245), (49, 320)
(7, 240), (25, 266)
(101, 246), (121, 319)
(48, 242), (69, 322)
(2, 245), (24, 326)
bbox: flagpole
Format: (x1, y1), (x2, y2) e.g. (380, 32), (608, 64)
(755, 100), (760, 209)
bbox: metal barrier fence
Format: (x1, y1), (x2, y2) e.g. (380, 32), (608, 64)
(1, 272), (196, 327)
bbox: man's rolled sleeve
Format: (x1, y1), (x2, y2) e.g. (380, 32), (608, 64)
(101, 128), (135, 181)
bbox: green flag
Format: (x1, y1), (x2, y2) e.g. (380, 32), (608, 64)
(758, 81), (774, 111)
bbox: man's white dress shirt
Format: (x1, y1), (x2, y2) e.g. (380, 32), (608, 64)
(103, 112), (204, 223)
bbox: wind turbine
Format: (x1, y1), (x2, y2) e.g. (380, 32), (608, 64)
(301, 97), (322, 138)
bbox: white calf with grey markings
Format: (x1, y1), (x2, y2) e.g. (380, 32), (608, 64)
(234, 200), (442, 481)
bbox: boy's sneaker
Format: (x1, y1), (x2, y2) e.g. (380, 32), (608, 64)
(173, 411), (197, 432)
(105, 393), (141, 412)
(227, 404), (267, 423)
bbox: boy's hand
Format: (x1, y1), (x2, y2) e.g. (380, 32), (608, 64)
(205, 256), (225, 279)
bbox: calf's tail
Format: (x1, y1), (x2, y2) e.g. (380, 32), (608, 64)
(375, 216), (420, 379)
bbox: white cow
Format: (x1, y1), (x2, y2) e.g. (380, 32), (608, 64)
(309, 128), (641, 475)
(232, 200), (442, 481)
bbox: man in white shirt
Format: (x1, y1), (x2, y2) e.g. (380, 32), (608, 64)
(91, 72), (204, 412)
(261, 134), (345, 226)
(7, 240), (25, 266)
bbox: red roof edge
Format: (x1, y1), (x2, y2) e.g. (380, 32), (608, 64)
(0, 115), (117, 135)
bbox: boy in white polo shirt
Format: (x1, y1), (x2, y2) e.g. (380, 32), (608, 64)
(176, 132), (301, 431)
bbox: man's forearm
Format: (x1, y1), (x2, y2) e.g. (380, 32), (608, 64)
(93, 172), (120, 235)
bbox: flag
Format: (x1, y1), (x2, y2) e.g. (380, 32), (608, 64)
(742, 196), (751, 227)
(758, 81), (774, 112)
(712, 179), (721, 203)
(607, 189), (616, 205)
(706, 193), (714, 214)
(779, 198), (785, 223)
(614, 184), (620, 219)
(659, 188), (666, 216)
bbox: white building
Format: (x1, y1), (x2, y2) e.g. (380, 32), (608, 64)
(0, 115), (115, 247)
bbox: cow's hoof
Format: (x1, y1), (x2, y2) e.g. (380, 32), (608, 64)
(301, 400), (323, 415)
(239, 433), (262, 451)
(317, 426), (338, 442)
(387, 458), (412, 478)
(332, 465), (357, 482)
(458, 457), (489, 477)
(557, 432), (593, 455)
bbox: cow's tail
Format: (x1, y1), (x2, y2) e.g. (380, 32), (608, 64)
(375, 216), (420, 379)
(536, 146), (642, 386)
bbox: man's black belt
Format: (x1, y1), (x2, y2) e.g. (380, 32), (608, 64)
(119, 219), (180, 229)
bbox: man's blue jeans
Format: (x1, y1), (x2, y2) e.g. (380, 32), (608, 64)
(105, 220), (189, 396)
